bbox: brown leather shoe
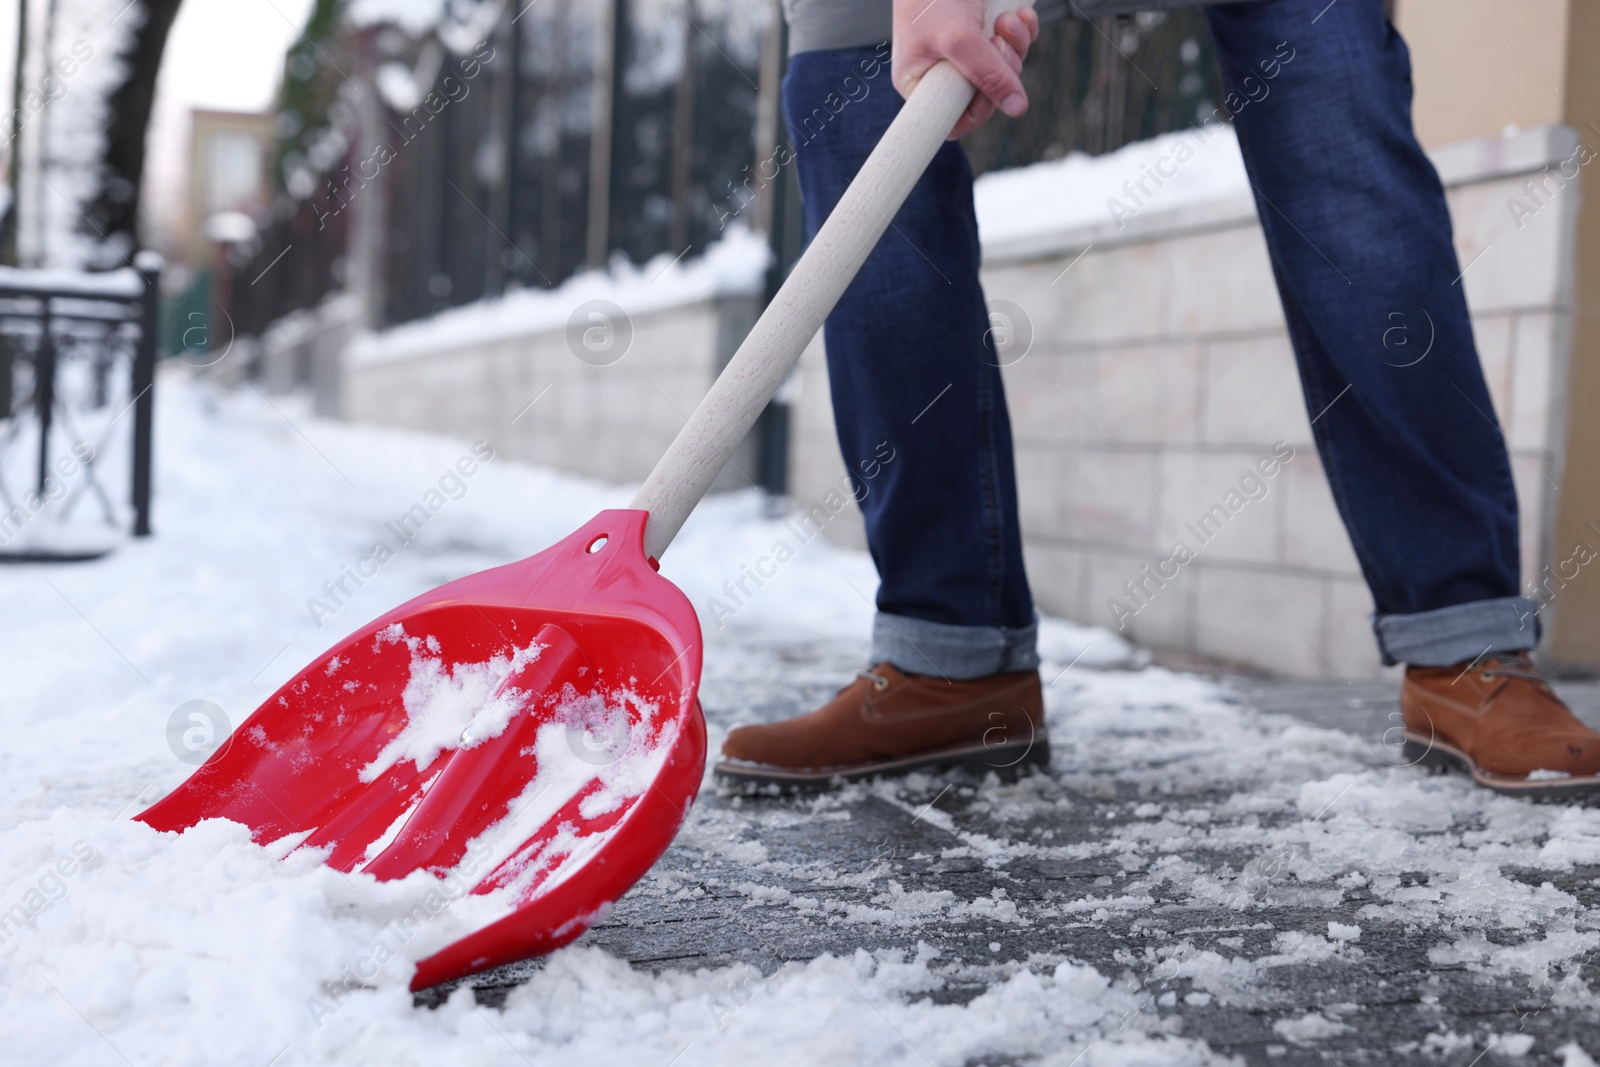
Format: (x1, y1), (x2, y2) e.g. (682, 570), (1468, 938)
(1400, 654), (1600, 798)
(714, 662), (1049, 789)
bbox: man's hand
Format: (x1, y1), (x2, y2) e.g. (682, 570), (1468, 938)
(892, 0), (1040, 139)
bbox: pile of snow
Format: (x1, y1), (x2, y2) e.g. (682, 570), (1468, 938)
(348, 227), (771, 365)
(0, 802), (1222, 1065)
(1038, 615), (1146, 672)
(0, 374), (1220, 1064)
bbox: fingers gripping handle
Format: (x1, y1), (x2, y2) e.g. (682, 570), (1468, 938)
(983, 0), (1032, 34)
(629, 2), (1035, 561)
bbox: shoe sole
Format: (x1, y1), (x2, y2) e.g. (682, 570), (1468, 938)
(1400, 730), (1600, 800)
(713, 736), (1051, 793)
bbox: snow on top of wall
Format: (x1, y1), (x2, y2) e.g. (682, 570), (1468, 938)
(0, 263), (145, 297)
(349, 0), (504, 52)
(346, 0), (449, 35)
(348, 225), (772, 365)
(973, 122), (1249, 249)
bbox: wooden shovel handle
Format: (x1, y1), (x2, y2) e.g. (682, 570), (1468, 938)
(631, 2), (1032, 560)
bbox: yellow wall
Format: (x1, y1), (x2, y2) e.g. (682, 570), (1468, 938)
(1549, 0), (1600, 668)
(1395, 0), (1571, 147)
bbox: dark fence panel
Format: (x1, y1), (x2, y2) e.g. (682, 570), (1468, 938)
(225, 186), (351, 343)
(963, 9), (1222, 176)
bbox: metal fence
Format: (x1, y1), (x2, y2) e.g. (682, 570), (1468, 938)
(217, 3), (1221, 337)
(220, 0), (774, 340)
(0, 259), (160, 559)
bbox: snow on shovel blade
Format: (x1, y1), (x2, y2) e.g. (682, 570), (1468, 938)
(137, 509), (705, 989)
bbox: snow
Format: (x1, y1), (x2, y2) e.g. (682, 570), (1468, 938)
(1038, 615), (1146, 671)
(1273, 1011), (1351, 1045)
(376, 61), (425, 112)
(3, 373), (1598, 1062)
(462, 683), (680, 900)
(1491, 1032), (1536, 1057)
(348, 0), (449, 36)
(358, 629), (547, 782)
(201, 209), (257, 244)
(1563, 1043), (1600, 1067)
(2, 374), (1176, 1065)
(347, 226), (772, 365)
(0, 262), (146, 296)
(972, 124), (1249, 247)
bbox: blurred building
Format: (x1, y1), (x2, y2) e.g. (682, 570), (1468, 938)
(180, 108), (274, 264)
(156, 108), (274, 363)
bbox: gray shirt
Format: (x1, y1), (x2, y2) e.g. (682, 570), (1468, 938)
(782, 0), (1233, 56)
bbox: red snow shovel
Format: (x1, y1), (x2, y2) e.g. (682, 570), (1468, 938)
(137, 6), (1024, 991)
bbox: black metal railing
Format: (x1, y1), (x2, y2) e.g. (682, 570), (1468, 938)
(0, 258), (160, 559)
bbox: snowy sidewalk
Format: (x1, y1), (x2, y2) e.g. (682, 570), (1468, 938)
(3, 372), (1599, 1066)
(570, 653), (1600, 1065)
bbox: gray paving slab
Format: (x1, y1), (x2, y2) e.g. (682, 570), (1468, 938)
(420, 636), (1600, 1066)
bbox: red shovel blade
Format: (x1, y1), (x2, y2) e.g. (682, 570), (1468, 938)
(136, 509), (705, 989)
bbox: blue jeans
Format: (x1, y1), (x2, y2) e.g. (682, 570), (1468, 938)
(783, 0), (1537, 678)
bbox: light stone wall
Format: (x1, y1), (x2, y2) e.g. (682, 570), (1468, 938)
(789, 124), (1581, 680)
(344, 294), (760, 490)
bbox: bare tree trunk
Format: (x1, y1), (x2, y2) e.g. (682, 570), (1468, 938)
(1, 0), (30, 265)
(82, 0), (183, 267)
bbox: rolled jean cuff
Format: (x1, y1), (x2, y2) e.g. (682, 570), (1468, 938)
(870, 611), (1041, 679)
(1372, 596), (1540, 667)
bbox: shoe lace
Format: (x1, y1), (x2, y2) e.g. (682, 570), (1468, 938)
(1479, 654), (1546, 684)
(857, 668), (889, 692)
